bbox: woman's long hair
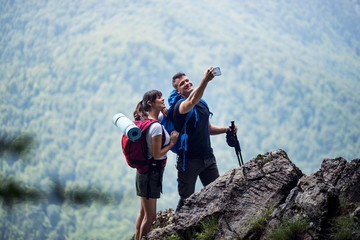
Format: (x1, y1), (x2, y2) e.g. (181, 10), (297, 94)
(133, 90), (162, 120)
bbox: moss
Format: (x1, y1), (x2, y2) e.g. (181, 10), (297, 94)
(280, 151), (290, 161)
(255, 154), (265, 161)
(257, 154), (274, 169)
(257, 151), (292, 169)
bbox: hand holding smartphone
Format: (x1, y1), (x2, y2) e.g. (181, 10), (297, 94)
(212, 67), (221, 76)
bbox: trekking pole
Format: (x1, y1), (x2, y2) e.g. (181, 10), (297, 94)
(230, 121), (244, 166)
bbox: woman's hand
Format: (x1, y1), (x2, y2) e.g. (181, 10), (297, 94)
(170, 131), (179, 145)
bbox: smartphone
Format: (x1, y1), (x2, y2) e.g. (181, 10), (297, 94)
(212, 67), (221, 76)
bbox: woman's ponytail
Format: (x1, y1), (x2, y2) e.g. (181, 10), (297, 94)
(133, 90), (162, 120)
(133, 101), (148, 120)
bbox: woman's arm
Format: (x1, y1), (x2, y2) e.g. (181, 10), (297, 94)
(152, 131), (179, 160)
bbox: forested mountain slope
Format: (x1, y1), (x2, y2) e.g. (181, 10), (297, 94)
(1, 0), (359, 239)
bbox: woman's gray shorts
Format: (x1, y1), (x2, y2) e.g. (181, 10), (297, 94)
(136, 167), (164, 199)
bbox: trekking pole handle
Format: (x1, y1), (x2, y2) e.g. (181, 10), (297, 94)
(230, 121), (235, 132)
(230, 121), (241, 152)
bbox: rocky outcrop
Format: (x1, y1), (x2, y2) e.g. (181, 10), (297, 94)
(271, 156), (360, 239)
(146, 150), (360, 240)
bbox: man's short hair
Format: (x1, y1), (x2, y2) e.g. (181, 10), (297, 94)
(172, 72), (186, 89)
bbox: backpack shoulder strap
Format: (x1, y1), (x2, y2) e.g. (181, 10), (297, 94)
(168, 90), (183, 108)
(199, 99), (213, 118)
(134, 119), (159, 136)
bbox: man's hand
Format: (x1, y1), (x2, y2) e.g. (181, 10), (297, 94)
(161, 107), (168, 117)
(209, 122), (237, 135)
(204, 67), (216, 83)
(226, 125), (238, 134)
(179, 66), (215, 114)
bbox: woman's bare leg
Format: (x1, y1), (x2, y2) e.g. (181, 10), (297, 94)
(139, 197), (157, 239)
(135, 199), (145, 240)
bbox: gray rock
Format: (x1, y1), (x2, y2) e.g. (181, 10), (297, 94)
(319, 157), (360, 203)
(145, 151), (360, 240)
(147, 149), (303, 239)
(353, 206), (360, 223)
(269, 157), (360, 239)
(294, 173), (339, 232)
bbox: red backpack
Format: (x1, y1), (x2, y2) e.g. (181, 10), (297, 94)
(121, 119), (165, 173)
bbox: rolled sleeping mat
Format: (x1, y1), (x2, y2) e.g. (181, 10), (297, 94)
(112, 113), (141, 142)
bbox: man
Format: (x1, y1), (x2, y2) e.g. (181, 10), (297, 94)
(170, 67), (237, 211)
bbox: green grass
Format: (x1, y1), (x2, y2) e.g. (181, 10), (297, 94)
(162, 215), (220, 240)
(332, 214), (359, 240)
(194, 215), (220, 240)
(163, 234), (180, 240)
(270, 216), (309, 240)
(237, 208), (274, 239)
(249, 208), (274, 235)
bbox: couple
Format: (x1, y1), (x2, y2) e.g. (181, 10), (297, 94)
(134, 67), (237, 239)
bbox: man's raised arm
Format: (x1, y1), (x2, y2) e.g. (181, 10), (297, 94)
(179, 67), (215, 114)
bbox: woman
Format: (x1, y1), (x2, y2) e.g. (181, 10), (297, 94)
(133, 90), (179, 240)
